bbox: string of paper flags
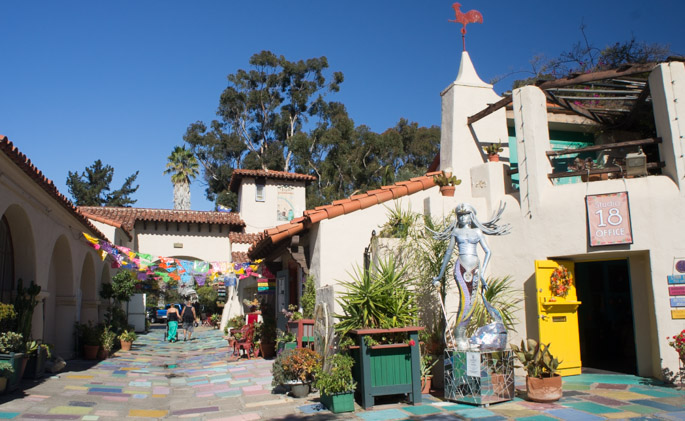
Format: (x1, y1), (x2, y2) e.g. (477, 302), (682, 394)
(81, 232), (276, 293)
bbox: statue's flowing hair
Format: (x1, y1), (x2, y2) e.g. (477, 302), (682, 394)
(427, 201), (510, 239)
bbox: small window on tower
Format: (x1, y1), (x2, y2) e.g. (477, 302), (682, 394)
(255, 182), (265, 202)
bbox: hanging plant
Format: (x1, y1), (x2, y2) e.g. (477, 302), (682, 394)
(549, 265), (572, 298)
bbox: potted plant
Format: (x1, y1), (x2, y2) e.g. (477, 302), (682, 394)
(23, 340), (50, 379)
(668, 329), (685, 364)
(0, 331), (25, 391)
(335, 257), (424, 409)
(510, 339), (562, 402)
(259, 315), (277, 358)
(75, 322), (100, 360)
(432, 171), (462, 197)
(420, 354), (437, 394)
(276, 329), (296, 353)
(99, 325), (117, 359)
(119, 330), (137, 352)
(0, 362), (14, 394)
(315, 354), (357, 413)
(483, 142), (504, 162)
(13, 279), (41, 342)
(210, 314), (221, 328)
(271, 348), (321, 398)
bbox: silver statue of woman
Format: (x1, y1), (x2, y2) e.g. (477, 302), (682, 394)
(431, 202), (510, 350)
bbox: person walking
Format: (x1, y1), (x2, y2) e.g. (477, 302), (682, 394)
(166, 304), (180, 342)
(181, 299), (197, 341)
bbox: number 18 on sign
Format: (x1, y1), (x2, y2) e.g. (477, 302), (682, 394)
(586, 192), (633, 246)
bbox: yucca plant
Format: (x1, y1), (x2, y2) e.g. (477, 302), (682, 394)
(334, 256), (416, 338)
(510, 339), (561, 378)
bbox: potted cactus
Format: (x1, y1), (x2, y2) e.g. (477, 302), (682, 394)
(432, 171), (462, 197)
(510, 339), (562, 402)
(483, 142), (504, 161)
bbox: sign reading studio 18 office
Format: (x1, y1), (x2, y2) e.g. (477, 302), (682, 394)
(585, 192), (633, 246)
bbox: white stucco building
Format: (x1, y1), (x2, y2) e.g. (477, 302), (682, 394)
(248, 54), (685, 380)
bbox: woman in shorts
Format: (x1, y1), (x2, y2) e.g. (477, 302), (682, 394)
(181, 299), (197, 341)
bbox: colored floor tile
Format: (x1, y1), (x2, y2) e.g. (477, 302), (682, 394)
(128, 409), (168, 417)
(356, 409), (412, 421)
(564, 401), (623, 414)
(0, 413), (19, 419)
(451, 408), (499, 418)
(48, 407), (93, 416)
(401, 405), (443, 415)
(628, 387), (684, 398)
(517, 416), (559, 421)
(544, 408), (605, 421)
(630, 399), (684, 412)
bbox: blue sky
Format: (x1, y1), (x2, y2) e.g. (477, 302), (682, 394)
(2, 1), (683, 211)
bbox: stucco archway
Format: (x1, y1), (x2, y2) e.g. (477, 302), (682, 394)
(1, 204), (36, 299)
(79, 253), (98, 324)
(46, 235), (76, 358)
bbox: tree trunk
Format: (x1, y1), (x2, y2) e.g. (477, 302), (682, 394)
(173, 182), (191, 210)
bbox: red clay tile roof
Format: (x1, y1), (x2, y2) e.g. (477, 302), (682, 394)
(79, 207), (245, 233)
(0, 135), (107, 240)
(248, 173), (440, 259)
(232, 251), (250, 264)
(229, 232), (264, 244)
(229, 169), (317, 193)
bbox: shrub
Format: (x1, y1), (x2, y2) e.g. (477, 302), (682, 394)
(119, 330), (137, 342)
(301, 276), (316, 319)
(0, 303), (17, 333)
(271, 348), (321, 385)
(0, 332), (24, 354)
(0, 361), (14, 377)
(314, 354), (356, 395)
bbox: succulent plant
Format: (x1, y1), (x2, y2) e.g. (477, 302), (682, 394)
(510, 338), (561, 378)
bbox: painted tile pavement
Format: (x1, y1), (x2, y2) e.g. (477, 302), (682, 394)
(0, 327), (682, 420)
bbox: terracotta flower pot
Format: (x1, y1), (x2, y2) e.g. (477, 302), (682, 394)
(526, 374), (562, 402)
(440, 186), (455, 197)
(488, 154), (500, 162)
(83, 345), (99, 360)
(120, 340), (132, 351)
(421, 376), (432, 394)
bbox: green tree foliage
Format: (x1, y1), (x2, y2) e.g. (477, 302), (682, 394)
(66, 159), (139, 207)
(185, 51), (440, 209)
(301, 275), (316, 319)
(196, 285), (218, 314)
(164, 145), (199, 210)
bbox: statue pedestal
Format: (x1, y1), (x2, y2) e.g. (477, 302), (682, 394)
(444, 348), (515, 406)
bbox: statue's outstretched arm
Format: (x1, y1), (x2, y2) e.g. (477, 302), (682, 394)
(433, 235), (455, 286)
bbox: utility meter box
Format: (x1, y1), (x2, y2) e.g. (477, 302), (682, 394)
(625, 150), (647, 177)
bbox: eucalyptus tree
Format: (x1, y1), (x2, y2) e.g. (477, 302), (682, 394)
(184, 50), (343, 208)
(164, 145), (199, 210)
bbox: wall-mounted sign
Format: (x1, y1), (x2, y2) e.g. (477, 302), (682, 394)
(668, 275), (685, 284)
(586, 192), (633, 247)
(277, 185), (296, 222)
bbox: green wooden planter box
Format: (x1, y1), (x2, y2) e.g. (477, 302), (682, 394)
(320, 392), (355, 413)
(350, 327), (424, 409)
(0, 352), (25, 392)
(277, 342), (297, 353)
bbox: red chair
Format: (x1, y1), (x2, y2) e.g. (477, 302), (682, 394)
(235, 324), (256, 359)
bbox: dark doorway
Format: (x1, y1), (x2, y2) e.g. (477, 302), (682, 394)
(575, 259), (637, 374)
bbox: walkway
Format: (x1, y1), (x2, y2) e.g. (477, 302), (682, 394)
(0, 328), (682, 420)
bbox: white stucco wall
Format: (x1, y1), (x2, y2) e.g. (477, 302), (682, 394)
(303, 61), (685, 379)
(0, 152), (106, 358)
(134, 222), (231, 262)
(238, 178), (307, 233)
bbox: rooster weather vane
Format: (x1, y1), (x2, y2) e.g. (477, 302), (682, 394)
(449, 2), (483, 51)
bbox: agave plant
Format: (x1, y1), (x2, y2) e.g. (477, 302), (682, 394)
(334, 256), (416, 338)
(510, 338), (561, 378)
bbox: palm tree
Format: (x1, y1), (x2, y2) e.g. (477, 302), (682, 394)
(164, 146), (199, 210)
